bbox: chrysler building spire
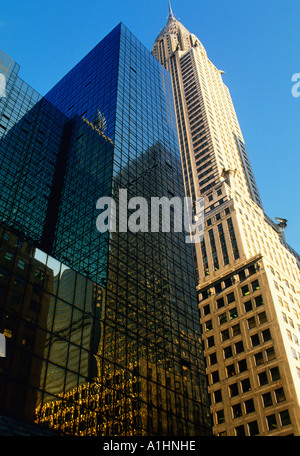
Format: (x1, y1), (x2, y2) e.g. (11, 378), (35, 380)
(168, 0), (175, 19)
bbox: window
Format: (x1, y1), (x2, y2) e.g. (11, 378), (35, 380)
(5, 251), (14, 261)
(286, 329), (292, 341)
(235, 425), (245, 436)
(251, 334), (260, 347)
(229, 308), (238, 320)
(216, 297), (224, 309)
(248, 265), (256, 276)
(0, 268), (10, 279)
(266, 414), (277, 431)
(214, 389), (222, 403)
(262, 329), (271, 342)
(221, 328), (230, 341)
(232, 324), (241, 336)
(219, 312), (227, 325)
(239, 270), (246, 281)
(224, 346), (233, 359)
(255, 352), (264, 366)
(247, 317), (256, 329)
(270, 366), (280, 381)
(242, 285), (250, 297)
(17, 259), (26, 270)
(229, 383), (239, 397)
(238, 359), (247, 373)
(211, 370), (219, 383)
(209, 353), (217, 365)
(258, 371), (268, 386)
(266, 347), (276, 361)
(207, 336), (215, 348)
(205, 319), (212, 332)
(244, 300), (253, 312)
(227, 292), (235, 304)
(258, 311), (267, 324)
(244, 398), (255, 414)
(275, 387), (285, 403)
(215, 282), (222, 293)
(227, 364), (236, 377)
(202, 289), (210, 300)
(255, 295), (263, 307)
(232, 403), (242, 419)
(248, 420), (259, 436)
(235, 341), (244, 354)
(15, 240), (23, 249)
(14, 275), (25, 287)
(241, 378), (251, 393)
(203, 304), (210, 316)
(216, 409), (225, 424)
(279, 410), (291, 427)
(262, 392), (273, 407)
(251, 279), (260, 291)
(291, 348), (298, 360)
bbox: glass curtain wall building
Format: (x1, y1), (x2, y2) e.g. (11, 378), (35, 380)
(0, 25), (211, 436)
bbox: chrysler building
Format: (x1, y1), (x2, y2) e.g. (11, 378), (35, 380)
(153, 3), (300, 436)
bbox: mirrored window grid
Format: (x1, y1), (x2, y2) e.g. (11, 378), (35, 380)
(0, 25), (211, 436)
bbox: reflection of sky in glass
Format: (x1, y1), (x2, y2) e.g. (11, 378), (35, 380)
(34, 248), (69, 277)
(34, 249), (47, 265)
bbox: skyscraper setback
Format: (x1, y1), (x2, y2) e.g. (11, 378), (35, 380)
(0, 25), (211, 436)
(152, 4), (300, 436)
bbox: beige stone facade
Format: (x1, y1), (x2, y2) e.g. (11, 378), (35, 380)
(152, 7), (300, 435)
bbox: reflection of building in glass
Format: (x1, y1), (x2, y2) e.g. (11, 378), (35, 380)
(152, 6), (300, 436)
(36, 268), (98, 403)
(0, 23), (212, 436)
(0, 228), (53, 423)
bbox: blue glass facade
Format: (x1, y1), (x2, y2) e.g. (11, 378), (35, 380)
(0, 24), (211, 435)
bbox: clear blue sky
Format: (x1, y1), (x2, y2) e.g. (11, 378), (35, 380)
(1, 0), (299, 253)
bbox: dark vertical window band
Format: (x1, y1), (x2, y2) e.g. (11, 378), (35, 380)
(201, 239), (209, 276)
(209, 229), (219, 271)
(218, 223), (229, 266)
(40, 120), (74, 254)
(227, 217), (240, 260)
